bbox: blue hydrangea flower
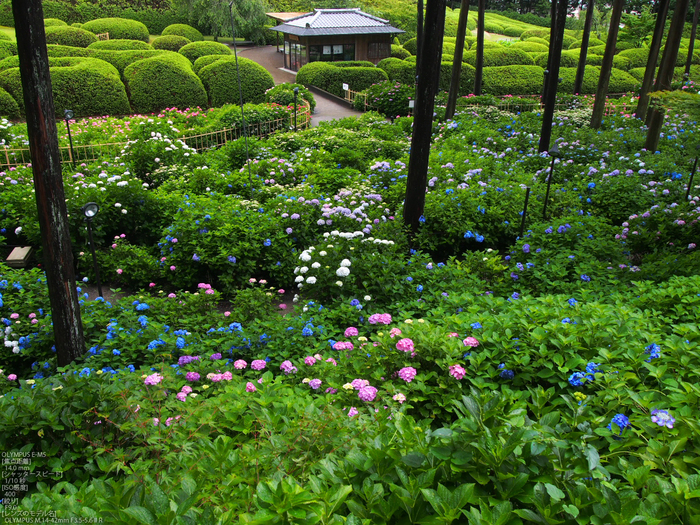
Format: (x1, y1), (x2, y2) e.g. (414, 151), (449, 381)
(136, 303), (149, 311)
(137, 315), (148, 328)
(471, 322), (482, 329)
(176, 337), (186, 349)
(608, 413), (630, 435)
(113, 349), (121, 356)
(581, 275), (591, 282)
(228, 256), (236, 263)
(264, 239), (271, 246)
(416, 285), (423, 292)
(79, 367), (91, 378)
(644, 343), (661, 362)
(569, 372), (587, 387)
(568, 298), (577, 306)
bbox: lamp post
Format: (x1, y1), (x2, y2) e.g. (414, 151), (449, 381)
(687, 145), (700, 201)
(82, 202), (102, 298)
(542, 143), (560, 220)
(64, 109), (76, 167)
(293, 86), (299, 132)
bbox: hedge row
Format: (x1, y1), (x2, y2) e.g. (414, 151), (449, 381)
(179, 41), (232, 64)
(197, 56), (274, 107)
(87, 39), (152, 51)
(510, 41), (549, 53)
(296, 62), (389, 97)
(44, 26), (98, 48)
(162, 24), (204, 43)
(464, 47), (535, 67)
(81, 18), (150, 42)
(152, 35), (192, 52)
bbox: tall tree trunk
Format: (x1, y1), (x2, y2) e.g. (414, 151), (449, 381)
(474, 0), (485, 95)
(590, 0), (625, 129)
(445, 0), (471, 119)
(685, 0), (700, 77)
(635, 0), (671, 120)
(12, 0), (85, 367)
(645, 0), (691, 151)
(416, 0), (424, 74)
(574, 0), (595, 95)
(404, 0), (447, 234)
(538, 0), (568, 152)
(542, 0), (558, 103)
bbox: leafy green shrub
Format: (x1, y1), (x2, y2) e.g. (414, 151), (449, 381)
(0, 57), (130, 117)
(44, 25), (97, 47)
(510, 41), (548, 53)
(71, 22), (83, 28)
(82, 18), (150, 43)
(526, 36), (549, 46)
(87, 39), (152, 51)
(439, 61), (476, 95)
(161, 23), (204, 42)
(482, 65), (545, 95)
(483, 22), (504, 34)
(615, 40), (636, 51)
(464, 47), (535, 67)
(179, 41), (232, 64)
(332, 61), (376, 68)
(569, 37), (606, 49)
(589, 44), (607, 55)
(0, 85), (19, 118)
(403, 37), (418, 55)
(405, 55), (417, 63)
(265, 83), (316, 112)
(391, 45), (411, 59)
(0, 56), (17, 72)
(46, 44), (94, 58)
(628, 67), (646, 81)
(124, 55), (207, 113)
(560, 34), (577, 49)
(503, 26), (524, 38)
(44, 18), (67, 27)
(0, 40), (16, 60)
(558, 66), (638, 94)
(151, 34), (191, 52)
(198, 56), (274, 106)
(613, 55), (632, 70)
(618, 48), (651, 69)
(354, 80), (414, 117)
(520, 28), (549, 41)
(378, 57), (416, 85)
(91, 49), (173, 77)
(339, 67), (389, 95)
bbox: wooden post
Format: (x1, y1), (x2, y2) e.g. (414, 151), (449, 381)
(12, 0), (85, 367)
(404, 0), (446, 234)
(685, 0), (700, 78)
(590, 0), (625, 129)
(574, 0), (595, 95)
(445, 0), (470, 119)
(635, 0), (670, 121)
(474, 0), (485, 95)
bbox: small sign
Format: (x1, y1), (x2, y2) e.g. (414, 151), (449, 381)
(408, 100), (415, 108)
(323, 45), (331, 55)
(342, 83), (349, 91)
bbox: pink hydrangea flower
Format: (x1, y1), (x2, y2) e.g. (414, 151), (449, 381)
(280, 360), (297, 374)
(326, 357), (337, 366)
(309, 379), (322, 389)
(153, 418), (160, 426)
(28, 313), (36, 319)
(144, 373), (163, 385)
(398, 367), (417, 383)
(393, 393), (406, 403)
(348, 407), (359, 417)
(351, 378), (370, 390)
(181, 385), (192, 394)
(304, 356), (317, 366)
(222, 371), (233, 380)
(368, 313), (392, 325)
(279, 304), (287, 310)
(449, 364), (466, 380)
(396, 338), (414, 353)
(176, 392), (187, 402)
(344, 326), (359, 337)
(389, 328), (402, 338)
(10, 313), (19, 320)
(246, 382), (257, 392)
(463, 337), (480, 347)
(358, 385), (378, 402)
(251, 360), (266, 371)
(185, 372), (200, 382)
(234, 359), (247, 369)
(209, 373), (223, 382)
(333, 341), (354, 351)
(448, 332), (459, 337)
(7, 374), (17, 381)
(116, 268), (123, 275)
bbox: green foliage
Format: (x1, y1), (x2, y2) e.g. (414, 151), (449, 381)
(354, 80), (414, 117)
(569, 37), (606, 49)
(44, 25), (98, 48)
(618, 47), (652, 69)
(297, 62), (388, 97)
(403, 37), (418, 55)
(525, 36), (549, 46)
(90, 49), (172, 77)
(482, 65), (545, 95)
(124, 55), (207, 114)
(46, 44), (95, 58)
(483, 21), (504, 34)
(464, 47), (535, 67)
(265, 83), (316, 113)
(619, 6), (657, 48)
(502, 26), (524, 38)
(510, 41), (548, 53)
(82, 17), (150, 43)
(377, 57), (416, 85)
(161, 23), (203, 42)
(520, 28), (550, 41)
(178, 40), (232, 64)
(0, 85), (19, 119)
(0, 57), (130, 118)
(151, 34), (191, 52)
(197, 56), (274, 107)
(439, 61), (476, 95)
(391, 45), (411, 60)
(333, 61), (377, 68)
(44, 18), (68, 27)
(0, 40), (16, 61)
(87, 39), (153, 51)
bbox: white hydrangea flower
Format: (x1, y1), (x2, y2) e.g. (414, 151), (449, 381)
(311, 262), (321, 269)
(319, 251), (327, 256)
(336, 267), (350, 277)
(295, 276), (304, 283)
(336, 281), (343, 287)
(300, 266), (309, 274)
(306, 276), (317, 284)
(364, 295), (371, 301)
(340, 259), (352, 267)
(300, 251), (312, 262)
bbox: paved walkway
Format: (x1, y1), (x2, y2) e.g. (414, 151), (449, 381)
(236, 45), (363, 127)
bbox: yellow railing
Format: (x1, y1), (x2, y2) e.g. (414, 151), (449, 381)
(0, 102), (311, 169)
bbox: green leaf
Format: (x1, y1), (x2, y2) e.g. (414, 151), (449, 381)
(123, 506), (157, 525)
(431, 428), (453, 439)
(544, 483), (565, 502)
(146, 482), (169, 515)
(563, 504), (579, 517)
(586, 444), (601, 471)
(402, 452), (426, 468)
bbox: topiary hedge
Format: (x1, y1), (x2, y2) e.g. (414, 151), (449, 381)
(615, 41), (637, 51)
(0, 57), (130, 117)
(589, 45), (607, 55)
(561, 34), (577, 49)
(526, 37), (549, 46)
(179, 41), (232, 64)
(558, 66), (638, 94)
(296, 62), (388, 97)
(618, 48), (651, 69)
(510, 41), (549, 53)
(123, 55), (207, 113)
(628, 67), (647, 81)
(503, 26), (525, 38)
(0, 41), (16, 61)
(483, 22), (505, 34)
(91, 49), (175, 77)
(87, 39), (153, 51)
(482, 65), (545, 95)
(613, 55), (631, 70)
(520, 28), (550, 41)
(197, 56), (274, 106)
(265, 82), (316, 112)
(44, 18), (67, 27)
(0, 85), (18, 118)
(464, 47), (535, 67)
(152, 34), (191, 52)
(391, 45), (411, 59)
(81, 18), (150, 43)
(333, 61), (376, 68)
(47, 44), (94, 58)
(403, 37), (418, 55)
(439, 61), (476, 95)
(569, 37), (606, 49)
(161, 23), (203, 43)
(44, 26), (97, 48)
(0, 56), (18, 72)
(377, 57), (416, 85)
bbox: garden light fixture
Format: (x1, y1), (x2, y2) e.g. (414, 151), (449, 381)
(687, 144), (700, 201)
(81, 202), (102, 298)
(542, 143), (560, 220)
(294, 87), (299, 132)
(64, 109), (76, 167)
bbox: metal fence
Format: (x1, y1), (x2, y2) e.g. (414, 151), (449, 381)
(0, 102), (311, 169)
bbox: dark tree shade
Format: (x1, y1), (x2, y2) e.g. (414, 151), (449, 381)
(591, 0), (625, 129)
(574, 0), (595, 95)
(635, 0), (670, 121)
(685, 0), (700, 78)
(404, 0), (447, 234)
(474, 0), (485, 95)
(445, 0), (471, 119)
(12, 0), (85, 366)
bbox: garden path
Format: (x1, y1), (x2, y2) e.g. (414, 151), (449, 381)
(235, 45), (363, 127)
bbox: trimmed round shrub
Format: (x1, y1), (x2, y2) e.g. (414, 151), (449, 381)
(88, 39), (152, 51)
(0, 41), (16, 60)
(0, 57), (131, 117)
(296, 62), (388, 97)
(403, 37), (418, 55)
(197, 56), (274, 106)
(520, 28), (550, 41)
(71, 23), (83, 29)
(569, 37), (606, 49)
(391, 45), (411, 59)
(503, 26), (524, 38)
(482, 65), (545, 95)
(589, 45), (607, 55)
(193, 54), (229, 75)
(45, 26), (97, 47)
(483, 22), (504, 34)
(615, 41), (637, 51)
(91, 49), (176, 77)
(152, 34), (191, 52)
(82, 18), (149, 43)
(297, 62), (338, 90)
(265, 82), (316, 112)
(0, 56), (18, 72)
(613, 55), (632, 70)
(179, 41), (232, 64)
(336, 66), (388, 96)
(0, 33), (10, 42)
(561, 34), (577, 49)
(618, 48), (651, 69)
(378, 57), (416, 85)
(47, 44), (94, 58)
(628, 67), (647, 81)
(510, 41), (548, 53)
(123, 55), (207, 113)
(161, 23), (203, 43)
(483, 41), (504, 49)
(526, 37), (549, 46)
(0, 85), (19, 118)
(464, 47), (534, 67)
(558, 66), (637, 94)
(439, 61), (476, 95)
(333, 61), (376, 68)
(44, 18), (67, 27)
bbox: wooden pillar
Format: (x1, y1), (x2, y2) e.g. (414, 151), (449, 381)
(590, 0), (625, 129)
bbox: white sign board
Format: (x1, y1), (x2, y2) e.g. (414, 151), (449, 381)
(342, 83), (349, 91)
(408, 100), (415, 108)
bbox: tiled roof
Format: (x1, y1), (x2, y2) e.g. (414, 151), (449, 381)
(270, 8), (404, 36)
